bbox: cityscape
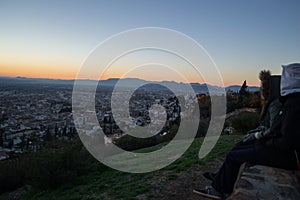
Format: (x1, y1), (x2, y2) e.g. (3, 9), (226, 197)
(0, 77), (203, 160)
(1, 0), (299, 199)
(0, 75), (264, 199)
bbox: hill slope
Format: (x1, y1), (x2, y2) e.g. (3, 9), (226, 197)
(5, 135), (242, 200)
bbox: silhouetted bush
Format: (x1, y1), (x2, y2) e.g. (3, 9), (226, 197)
(114, 134), (157, 151)
(230, 112), (259, 133)
(25, 141), (107, 190)
(196, 120), (209, 137)
(0, 140), (107, 194)
(0, 159), (25, 194)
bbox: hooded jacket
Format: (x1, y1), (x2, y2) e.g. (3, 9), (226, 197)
(281, 63), (300, 96)
(263, 64), (300, 152)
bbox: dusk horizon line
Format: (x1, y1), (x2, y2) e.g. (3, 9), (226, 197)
(0, 75), (260, 87)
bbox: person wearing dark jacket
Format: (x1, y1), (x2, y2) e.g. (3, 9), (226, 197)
(243, 72), (281, 142)
(194, 63), (300, 199)
(203, 70), (282, 182)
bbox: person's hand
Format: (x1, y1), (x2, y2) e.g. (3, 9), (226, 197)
(242, 133), (255, 143)
(242, 132), (262, 143)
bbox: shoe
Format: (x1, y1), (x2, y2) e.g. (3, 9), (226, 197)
(193, 186), (222, 200)
(203, 172), (217, 181)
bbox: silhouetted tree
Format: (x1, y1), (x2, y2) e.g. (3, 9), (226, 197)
(54, 124), (58, 137)
(0, 129), (3, 147)
(239, 80), (248, 96)
(238, 80), (250, 108)
(20, 134), (25, 150)
(45, 126), (52, 141)
(62, 126), (67, 137)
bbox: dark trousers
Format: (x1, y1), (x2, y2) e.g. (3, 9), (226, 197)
(211, 142), (298, 194)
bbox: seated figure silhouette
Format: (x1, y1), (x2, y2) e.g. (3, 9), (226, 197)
(194, 64), (300, 199)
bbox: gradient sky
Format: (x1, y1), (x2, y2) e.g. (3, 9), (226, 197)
(0, 0), (299, 86)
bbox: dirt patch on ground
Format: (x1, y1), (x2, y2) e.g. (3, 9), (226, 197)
(148, 159), (224, 200)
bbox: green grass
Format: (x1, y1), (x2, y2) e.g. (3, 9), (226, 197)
(22, 135), (242, 200)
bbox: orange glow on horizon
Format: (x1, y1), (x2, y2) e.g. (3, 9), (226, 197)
(0, 65), (78, 80)
(0, 64), (260, 86)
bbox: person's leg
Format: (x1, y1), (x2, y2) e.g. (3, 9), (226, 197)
(202, 142), (255, 181)
(231, 140), (255, 151)
(211, 145), (265, 194)
(212, 144), (297, 194)
(195, 144), (296, 198)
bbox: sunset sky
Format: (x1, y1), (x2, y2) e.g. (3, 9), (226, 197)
(0, 0), (299, 86)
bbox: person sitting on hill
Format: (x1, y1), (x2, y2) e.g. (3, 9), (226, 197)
(194, 63), (300, 199)
(203, 70), (282, 181)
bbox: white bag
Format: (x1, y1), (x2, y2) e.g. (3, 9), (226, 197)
(281, 63), (300, 96)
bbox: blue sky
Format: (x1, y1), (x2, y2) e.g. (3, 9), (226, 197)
(0, 0), (299, 85)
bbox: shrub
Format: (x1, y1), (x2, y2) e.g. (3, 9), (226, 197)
(114, 134), (157, 151)
(24, 141), (106, 190)
(0, 140), (108, 194)
(229, 112), (259, 134)
(196, 120), (209, 137)
(0, 159), (25, 194)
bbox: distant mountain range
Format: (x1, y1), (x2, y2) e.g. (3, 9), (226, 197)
(0, 76), (259, 93)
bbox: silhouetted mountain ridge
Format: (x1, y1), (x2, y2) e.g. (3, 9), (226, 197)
(0, 76), (259, 93)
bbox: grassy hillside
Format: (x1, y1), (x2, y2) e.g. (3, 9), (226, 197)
(10, 135), (242, 200)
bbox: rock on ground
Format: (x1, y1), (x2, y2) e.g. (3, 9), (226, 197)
(228, 164), (300, 200)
